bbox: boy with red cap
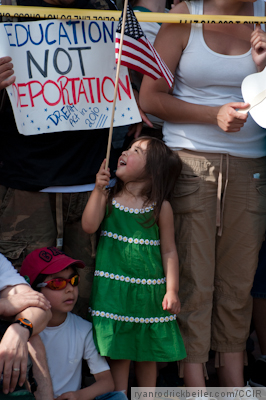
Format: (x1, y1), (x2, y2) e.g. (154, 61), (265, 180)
(20, 246), (126, 400)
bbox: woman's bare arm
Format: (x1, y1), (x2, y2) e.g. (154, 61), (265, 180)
(139, 3), (248, 132)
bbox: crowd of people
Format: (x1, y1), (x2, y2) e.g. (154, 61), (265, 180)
(0, 0), (266, 398)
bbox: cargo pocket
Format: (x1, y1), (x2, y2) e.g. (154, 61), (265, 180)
(247, 179), (266, 215)
(0, 241), (28, 269)
(0, 187), (15, 216)
(171, 174), (201, 214)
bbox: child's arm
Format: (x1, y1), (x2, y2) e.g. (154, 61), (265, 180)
(158, 200), (181, 315)
(55, 370), (114, 400)
(82, 159), (110, 234)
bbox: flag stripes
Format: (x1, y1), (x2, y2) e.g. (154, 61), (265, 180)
(115, 36), (163, 79)
(115, 4), (174, 88)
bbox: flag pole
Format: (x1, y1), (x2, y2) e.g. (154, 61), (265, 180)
(105, 0), (128, 170)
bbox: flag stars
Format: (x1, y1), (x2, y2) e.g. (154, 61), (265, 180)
(115, 4), (173, 88)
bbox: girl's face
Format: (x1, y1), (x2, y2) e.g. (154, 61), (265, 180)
(116, 140), (148, 183)
(40, 266), (78, 315)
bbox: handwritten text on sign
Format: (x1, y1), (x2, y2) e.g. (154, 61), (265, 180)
(0, 19), (141, 135)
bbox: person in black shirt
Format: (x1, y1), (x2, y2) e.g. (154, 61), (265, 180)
(0, 0), (118, 319)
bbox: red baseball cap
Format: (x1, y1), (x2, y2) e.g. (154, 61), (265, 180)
(20, 247), (85, 286)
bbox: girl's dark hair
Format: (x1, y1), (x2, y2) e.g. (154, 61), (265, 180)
(108, 136), (182, 225)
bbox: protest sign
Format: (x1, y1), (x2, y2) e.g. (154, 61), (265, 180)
(0, 19), (141, 135)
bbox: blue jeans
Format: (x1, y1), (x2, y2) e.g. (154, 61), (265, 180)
(96, 392), (127, 400)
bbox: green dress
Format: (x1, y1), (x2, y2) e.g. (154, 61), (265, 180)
(89, 199), (186, 362)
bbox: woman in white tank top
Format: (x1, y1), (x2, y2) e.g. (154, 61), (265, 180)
(140, 0), (266, 389)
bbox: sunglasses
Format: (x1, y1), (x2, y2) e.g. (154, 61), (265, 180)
(37, 274), (80, 290)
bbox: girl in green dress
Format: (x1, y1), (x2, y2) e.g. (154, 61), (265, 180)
(82, 137), (186, 391)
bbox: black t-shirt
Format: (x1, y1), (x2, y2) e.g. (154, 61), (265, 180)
(17, 0), (116, 9)
(0, 0), (117, 191)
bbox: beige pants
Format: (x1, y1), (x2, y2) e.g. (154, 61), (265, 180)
(171, 150), (266, 363)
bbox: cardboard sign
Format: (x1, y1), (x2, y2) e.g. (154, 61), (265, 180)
(0, 19), (141, 135)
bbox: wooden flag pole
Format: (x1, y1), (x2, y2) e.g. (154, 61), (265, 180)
(105, 0), (128, 170)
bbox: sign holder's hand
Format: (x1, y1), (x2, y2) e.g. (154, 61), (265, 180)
(0, 57), (15, 91)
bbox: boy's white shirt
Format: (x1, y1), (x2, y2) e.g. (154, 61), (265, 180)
(39, 312), (109, 398)
(0, 253), (28, 293)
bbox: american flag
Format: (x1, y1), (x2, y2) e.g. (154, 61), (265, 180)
(115, 4), (174, 88)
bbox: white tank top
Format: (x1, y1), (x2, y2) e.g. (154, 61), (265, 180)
(163, 0), (266, 158)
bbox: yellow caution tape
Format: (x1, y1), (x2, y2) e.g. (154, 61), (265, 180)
(0, 5), (266, 24)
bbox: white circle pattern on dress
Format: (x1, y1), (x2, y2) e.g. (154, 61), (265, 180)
(88, 307), (176, 324)
(112, 199), (154, 214)
(94, 270), (166, 285)
(100, 230), (160, 246)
